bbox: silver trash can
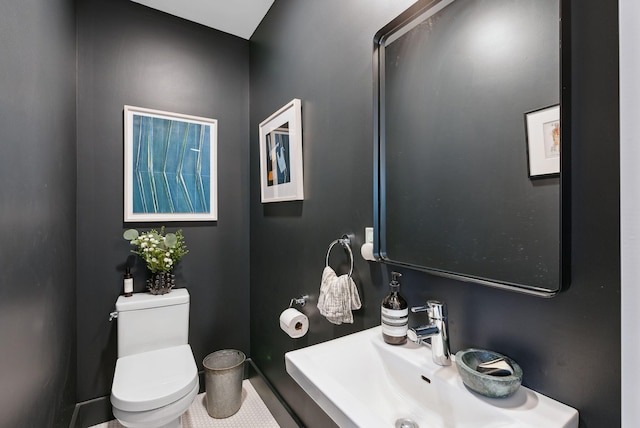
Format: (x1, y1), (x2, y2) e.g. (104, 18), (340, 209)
(203, 349), (246, 418)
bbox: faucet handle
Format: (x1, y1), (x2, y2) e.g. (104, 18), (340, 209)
(410, 305), (429, 313)
(411, 300), (447, 319)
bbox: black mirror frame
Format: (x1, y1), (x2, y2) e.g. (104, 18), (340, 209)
(373, 0), (571, 297)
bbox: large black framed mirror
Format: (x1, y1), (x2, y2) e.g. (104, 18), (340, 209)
(373, 0), (570, 296)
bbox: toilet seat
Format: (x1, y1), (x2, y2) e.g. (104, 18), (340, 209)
(111, 344), (198, 412)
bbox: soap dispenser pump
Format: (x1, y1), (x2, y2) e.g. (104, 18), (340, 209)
(381, 271), (408, 345)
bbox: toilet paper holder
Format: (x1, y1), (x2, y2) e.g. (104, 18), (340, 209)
(289, 295), (309, 308)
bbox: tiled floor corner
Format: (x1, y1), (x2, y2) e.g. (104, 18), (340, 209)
(90, 380), (280, 428)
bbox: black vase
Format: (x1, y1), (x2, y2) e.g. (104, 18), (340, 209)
(147, 271), (175, 295)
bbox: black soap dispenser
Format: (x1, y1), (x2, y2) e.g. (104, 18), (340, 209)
(381, 271), (408, 345)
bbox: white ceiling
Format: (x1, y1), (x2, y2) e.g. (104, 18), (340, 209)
(129, 0), (275, 40)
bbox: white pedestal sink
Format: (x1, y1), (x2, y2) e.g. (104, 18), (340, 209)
(285, 326), (578, 428)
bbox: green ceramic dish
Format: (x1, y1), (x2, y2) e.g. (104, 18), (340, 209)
(455, 348), (523, 398)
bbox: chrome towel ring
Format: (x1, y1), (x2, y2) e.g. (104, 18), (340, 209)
(325, 235), (354, 277)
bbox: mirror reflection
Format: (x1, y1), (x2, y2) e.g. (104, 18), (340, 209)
(375, 0), (567, 295)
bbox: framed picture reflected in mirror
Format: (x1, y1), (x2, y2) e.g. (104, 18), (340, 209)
(525, 104), (560, 178)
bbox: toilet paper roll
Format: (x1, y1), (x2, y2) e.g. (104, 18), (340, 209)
(279, 308), (309, 338)
(360, 242), (375, 261)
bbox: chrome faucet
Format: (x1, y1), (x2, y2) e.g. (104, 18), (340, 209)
(407, 300), (451, 366)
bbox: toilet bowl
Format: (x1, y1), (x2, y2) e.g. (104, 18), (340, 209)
(111, 345), (199, 428)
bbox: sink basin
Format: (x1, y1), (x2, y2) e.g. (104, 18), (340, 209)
(285, 326), (578, 428)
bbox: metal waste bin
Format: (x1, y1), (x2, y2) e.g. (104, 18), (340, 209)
(203, 349), (246, 418)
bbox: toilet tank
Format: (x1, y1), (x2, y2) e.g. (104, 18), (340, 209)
(115, 289), (190, 358)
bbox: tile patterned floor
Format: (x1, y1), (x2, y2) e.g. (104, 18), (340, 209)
(91, 380), (280, 428)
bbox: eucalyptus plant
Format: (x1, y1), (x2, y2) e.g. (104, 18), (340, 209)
(123, 227), (188, 273)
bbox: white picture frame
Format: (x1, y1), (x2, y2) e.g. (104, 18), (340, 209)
(259, 99), (304, 203)
(525, 104), (560, 178)
(124, 105), (218, 222)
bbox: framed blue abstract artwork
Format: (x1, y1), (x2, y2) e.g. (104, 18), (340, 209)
(259, 98), (304, 203)
(124, 106), (218, 221)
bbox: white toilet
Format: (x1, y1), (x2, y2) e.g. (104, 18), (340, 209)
(110, 289), (199, 428)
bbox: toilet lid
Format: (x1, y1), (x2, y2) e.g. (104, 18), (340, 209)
(111, 344), (198, 412)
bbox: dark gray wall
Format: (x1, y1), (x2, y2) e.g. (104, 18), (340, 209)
(249, 1), (419, 426)
(0, 1), (620, 426)
(76, 0), (250, 402)
(0, 0), (77, 426)
(249, 1), (620, 427)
